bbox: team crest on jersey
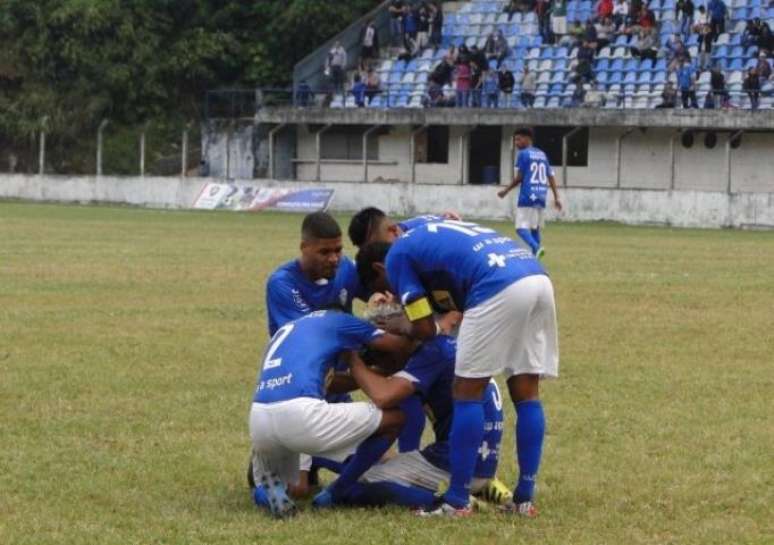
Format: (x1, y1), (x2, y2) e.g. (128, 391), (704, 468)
(339, 288), (348, 307)
(291, 289), (310, 312)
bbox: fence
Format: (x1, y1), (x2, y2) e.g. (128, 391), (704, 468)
(0, 121), (202, 177)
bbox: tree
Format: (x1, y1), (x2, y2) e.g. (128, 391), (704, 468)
(0, 0), (379, 172)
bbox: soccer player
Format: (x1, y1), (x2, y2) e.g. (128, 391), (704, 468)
(330, 333), (509, 509)
(249, 310), (410, 518)
(266, 211), (363, 336)
(356, 218), (559, 517)
(497, 128), (563, 259)
(347, 207), (461, 248)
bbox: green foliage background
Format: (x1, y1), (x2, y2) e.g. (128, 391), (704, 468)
(0, 0), (379, 173)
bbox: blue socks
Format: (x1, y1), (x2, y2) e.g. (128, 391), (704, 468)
(514, 399), (545, 503)
(398, 395), (426, 452)
(444, 399), (486, 508)
(328, 435), (392, 501)
(517, 228), (540, 255)
(531, 228), (541, 249)
(341, 481), (437, 508)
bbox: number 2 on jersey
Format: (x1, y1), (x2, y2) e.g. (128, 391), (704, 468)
(263, 323), (294, 369)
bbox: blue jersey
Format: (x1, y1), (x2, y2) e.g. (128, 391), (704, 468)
(397, 215), (443, 233)
(386, 220), (545, 313)
(515, 146), (555, 208)
(266, 258), (363, 336)
(396, 336), (503, 479)
(254, 311), (383, 404)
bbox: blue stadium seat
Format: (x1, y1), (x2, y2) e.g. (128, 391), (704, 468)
(729, 58), (743, 70)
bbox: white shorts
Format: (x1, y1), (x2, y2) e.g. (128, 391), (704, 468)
(515, 206), (545, 230)
(361, 450), (488, 494)
(456, 275), (559, 379)
(249, 398), (382, 485)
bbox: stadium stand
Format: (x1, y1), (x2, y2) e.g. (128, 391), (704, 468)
(330, 0), (774, 109)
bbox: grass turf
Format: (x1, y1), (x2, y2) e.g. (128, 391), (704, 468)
(0, 201), (772, 545)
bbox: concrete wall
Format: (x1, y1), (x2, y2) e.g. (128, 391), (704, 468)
(2, 174), (773, 229)
(288, 125), (774, 193)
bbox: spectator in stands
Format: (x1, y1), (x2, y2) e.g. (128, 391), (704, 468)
(397, 34), (419, 61)
(295, 80), (312, 107)
(360, 20), (379, 71)
(627, 4), (656, 35)
(483, 69), (500, 108)
(756, 52), (772, 80)
(484, 30), (510, 68)
(666, 35), (691, 72)
(583, 19), (598, 45)
(455, 61), (472, 107)
(567, 21), (586, 47)
(575, 42), (595, 83)
(521, 67), (537, 107)
(351, 74), (367, 107)
(693, 5), (710, 34)
(458, 44), (472, 65)
(536, 0), (553, 43)
(416, 3), (431, 49)
(746, 18), (773, 50)
(743, 68), (761, 110)
(403, 5), (418, 42)
(470, 45), (488, 72)
(656, 81), (678, 108)
(676, 0), (695, 39)
(429, 1), (443, 49)
(677, 60), (699, 108)
(597, 0), (614, 19)
(707, 0), (727, 41)
(694, 8), (714, 69)
(326, 41), (347, 96)
(389, 0), (405, 46)
(742, 19), (759, 48)
(471, 61), (484, 107)
(430, 56), (455, 86)
(365, 69), (382, 104)
(613, 0), (629, 30)
(551, 0), (569, 37)
(703, 90), (716, 109)
(595, 17), (615, 53)
(631, 27), (658, 61)
(710, 67), (731, 107)
(499, 65), (516, 107)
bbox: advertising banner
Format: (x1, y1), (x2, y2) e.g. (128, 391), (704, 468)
(193, 183), (334, 213)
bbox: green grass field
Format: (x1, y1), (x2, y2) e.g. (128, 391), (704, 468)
(1, 201), (772, 545)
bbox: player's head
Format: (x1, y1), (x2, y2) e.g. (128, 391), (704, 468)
(348, 207), (404, 248)
(514, 127), (534, 150)
(300, 212), (343, 280)
(355, 241), (392, 295)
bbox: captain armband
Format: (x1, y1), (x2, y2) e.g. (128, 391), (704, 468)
(404, 297), (433, 322)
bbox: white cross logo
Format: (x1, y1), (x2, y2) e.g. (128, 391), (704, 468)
(488, 253), (506, 268)
(478, 441), (491, 460)
(530, 193), (537, 201)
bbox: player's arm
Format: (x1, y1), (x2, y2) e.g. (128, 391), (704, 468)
(402, 296), (461, 341)
(348, 351), (416, 409)
(326, 372), (359, 394)
(266, 275), (310, 329)
(548, 174), (563, 211)
(498, 169), (523, 199)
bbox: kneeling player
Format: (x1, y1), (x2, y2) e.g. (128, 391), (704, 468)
(248, 310), (410, 518)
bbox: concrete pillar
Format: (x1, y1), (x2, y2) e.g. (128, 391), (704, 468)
(268, 123), (287, 180)
(562, 126), (583, 188)
(181, 126), (190, 177)
(363, 125), (381, 182)
(96, 119), (109, 176)
(615, 128), (635, 189)
(139, 122), (150, 176)
(726, 130), (744, 194)
(315, 124), (332, 182)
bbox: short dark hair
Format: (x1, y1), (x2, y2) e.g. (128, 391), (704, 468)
(302, 212), (341, 241)
(514, 127), (534, 139)
(355, 241), (391, 290)
(348, 207), (386, 247)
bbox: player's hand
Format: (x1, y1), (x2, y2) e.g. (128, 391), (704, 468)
(437, 311), (462, 335)
(554, 199), (563, 212)
(442, 210), (462, 221)
(497, 189), (508, 199)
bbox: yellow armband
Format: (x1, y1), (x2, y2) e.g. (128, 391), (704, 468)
(404, 297), (433, 322)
